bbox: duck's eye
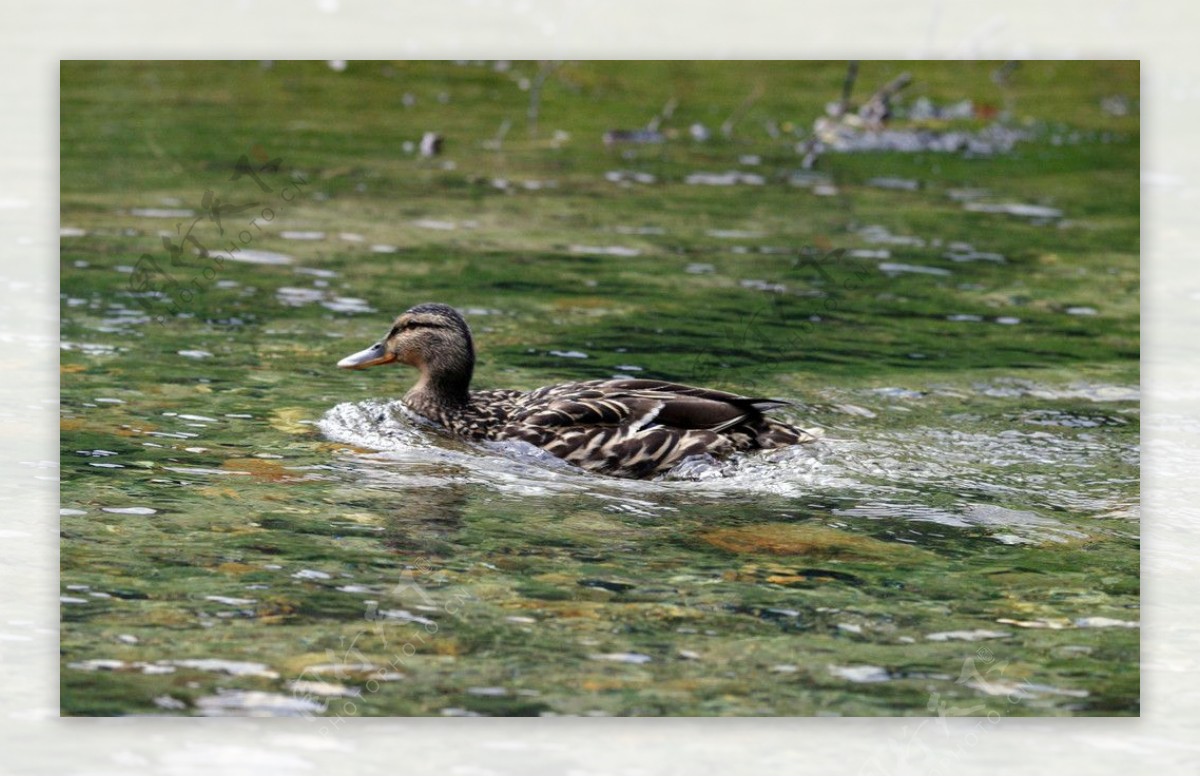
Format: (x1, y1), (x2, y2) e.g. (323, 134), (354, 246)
(404, 320), (439, 330)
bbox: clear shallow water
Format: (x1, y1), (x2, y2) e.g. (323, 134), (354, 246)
(60, 61), (1139, 716)
(319, 386), (1137, 544)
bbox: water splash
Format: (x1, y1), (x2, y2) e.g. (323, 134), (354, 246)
(319, 383), (1136, 545)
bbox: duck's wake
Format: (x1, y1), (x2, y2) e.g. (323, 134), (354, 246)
(319, 395), (1135, 546)
(318, 399), (838, 500)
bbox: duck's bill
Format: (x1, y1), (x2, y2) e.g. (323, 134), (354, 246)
(337, 342), (395, 369)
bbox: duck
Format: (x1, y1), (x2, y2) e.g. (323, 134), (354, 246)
(336, 303), (819, 478)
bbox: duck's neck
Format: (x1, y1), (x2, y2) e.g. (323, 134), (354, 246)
(404, 350), (474, 416)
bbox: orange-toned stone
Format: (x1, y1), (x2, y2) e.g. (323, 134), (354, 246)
(699, 523), (929, 562)
(222, 457), (289, 481)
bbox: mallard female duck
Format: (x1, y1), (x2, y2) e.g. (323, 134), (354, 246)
(336, 303), (819, 478)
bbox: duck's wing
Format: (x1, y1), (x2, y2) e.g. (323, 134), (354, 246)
(598, 378), (789, 407)
(507, 391), (668, 432)
(607, 380), (820, 450)
(499, 380), (809, 478)
(508, 380), (779, 433)
(596, 379), (790, 429)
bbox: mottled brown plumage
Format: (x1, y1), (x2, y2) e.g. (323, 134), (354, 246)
(337, 303), (819, 478)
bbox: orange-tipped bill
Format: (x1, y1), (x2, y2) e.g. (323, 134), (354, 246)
(337, 342), (394, 369)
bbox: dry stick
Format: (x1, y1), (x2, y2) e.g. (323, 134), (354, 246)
(646, 97), (678, 132)
(992, 60), (1020, 118)
(721, 83), (766, 138)
(483, 119), (511, 151)
(527, 61), (560, 137)
(838, 60), (860, 114)
(858, 72), (912, 126)
(867, 72), (913, 106)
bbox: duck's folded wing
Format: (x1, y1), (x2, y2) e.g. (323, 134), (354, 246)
(510, 394), (666, 431)
(599, 379), (789, 408)
(510, 381), (777, 433)
(600, 379), (789, 427)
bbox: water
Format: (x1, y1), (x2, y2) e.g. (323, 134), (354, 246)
(59, 61), (1139, 717)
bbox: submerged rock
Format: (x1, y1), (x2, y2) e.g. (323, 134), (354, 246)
(925, 629), (1010, 642)
(829, 665), (890, 683)
(1075, 617), (1139, 629)
(288, 679), (361, 697)
(699, 524), (929, 562)
(196, 689), (324, 717)
(589, 652), (652, 664)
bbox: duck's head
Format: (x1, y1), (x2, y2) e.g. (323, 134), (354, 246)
(338, 303), (475, 401)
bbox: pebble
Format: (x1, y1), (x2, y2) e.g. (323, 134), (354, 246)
(379, 609), (436, 626)
(288, 679), (360, 697)
(224, 249), (293, 265)
(170, 658), (279, 678)
(867, 177), (919, 190)
(569, 245), (640, 257)
(685, 171), (765, 186)
(589, 652), (652, 664)
(205, 596), (256, 606)
(997, 617), (1069, 630)
(154, 695), (187, 710)
(413, 219), (456, 230)
(879, 262), (951, 277)
(371, 672), (406, 682)
(292, 569), (331, 580)
(964, 202), (1063, 219)
(68, 659), (125, 671)
(829, 665), (890, 683)
(466, 687), (508, 697)
(196, 690), (323, 717)
(1075, 617), (1139, 629)
(926, 629), (1010, 642)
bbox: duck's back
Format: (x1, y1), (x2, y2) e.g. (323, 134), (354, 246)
(465, 379), (817, 478)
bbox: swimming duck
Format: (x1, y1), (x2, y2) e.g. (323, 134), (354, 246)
(336, 303), (819, 478)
